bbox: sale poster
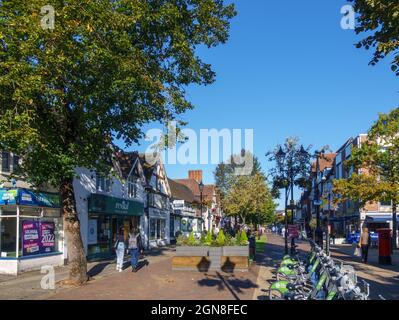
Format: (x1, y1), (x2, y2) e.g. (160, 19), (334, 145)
(40, 222), (56, 254)
(22, 221), (40, 256)
(22, 221), (56, 256)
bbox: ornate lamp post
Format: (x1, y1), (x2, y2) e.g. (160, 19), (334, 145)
(276, 146), (289, 255)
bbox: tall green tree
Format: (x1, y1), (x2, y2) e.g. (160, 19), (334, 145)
(214, 149), (263, 200)
(334, 108), (399, 249)
(350, 0), (399, 76)
(0, 0), (236, 284)
(223, 173), (276, 227)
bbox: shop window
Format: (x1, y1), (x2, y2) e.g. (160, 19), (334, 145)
(150, 219), (156, 240)
(87, 215), (111, 256)
(150, 218), (166, 240)
(0, 217), (17, 257)
(1, 216), (61, 258)
(1, 151), (10, 173)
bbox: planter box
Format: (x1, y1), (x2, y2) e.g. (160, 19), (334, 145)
(223, 246), (249, 257)
(173, 246), (249, 272)
(176, 246), (209, 257)
(208, 247), (223, 271)
(222, 246), (249, 272)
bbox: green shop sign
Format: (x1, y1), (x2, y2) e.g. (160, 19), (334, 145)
(88, 194), (144, 217)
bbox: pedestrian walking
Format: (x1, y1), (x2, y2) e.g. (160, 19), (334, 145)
(128, 227), (140, 272)
(137, 228), (145, 259)
(359, 227), (371, 264)
(114, 227), (126, 272)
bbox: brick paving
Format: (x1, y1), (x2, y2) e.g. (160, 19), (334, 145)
(2, 235), (398, 300)
(44, 248), (260, 300)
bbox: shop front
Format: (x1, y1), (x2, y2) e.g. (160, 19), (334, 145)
(87, 193), (144, 261)
(0, 188), (63, 275)
(148, 207), (170, 248)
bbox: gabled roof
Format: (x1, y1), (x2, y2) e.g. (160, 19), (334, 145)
(168, 179), (198, 204)
(114, 151), (140, 179)
(174, 179), (216, 203)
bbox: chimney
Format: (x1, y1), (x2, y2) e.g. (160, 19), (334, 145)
(189, 170), (203, 183)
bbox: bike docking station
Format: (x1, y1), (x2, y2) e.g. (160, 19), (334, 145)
(267, 240), (373, 301)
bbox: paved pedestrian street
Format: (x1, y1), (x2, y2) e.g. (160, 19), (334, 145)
(1, 234), (398, 300)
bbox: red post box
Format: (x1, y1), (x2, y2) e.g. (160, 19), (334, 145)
(377, 229), (392, 265)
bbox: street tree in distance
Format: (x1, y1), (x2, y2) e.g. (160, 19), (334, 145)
(223, 173), (276, 229)
(0, 0), (236, 284)
(334, 107), (399, 249)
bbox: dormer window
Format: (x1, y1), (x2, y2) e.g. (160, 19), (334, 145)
(96, 175), (112, 193)
(1, 151), (10, 173)
(128, 176), (138, 198)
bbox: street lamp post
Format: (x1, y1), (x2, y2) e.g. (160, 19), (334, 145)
(326, 191), (332, 256)
(314, 150), (324, 248)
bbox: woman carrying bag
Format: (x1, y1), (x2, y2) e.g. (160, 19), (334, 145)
(359, 227), (371, 264)
(114, 227), (126, 272)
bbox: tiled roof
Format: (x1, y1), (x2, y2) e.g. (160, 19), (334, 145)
(168, 179), (197, 203)
(174, 179), (216, 203)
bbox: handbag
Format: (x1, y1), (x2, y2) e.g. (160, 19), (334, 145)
(113, 239), (120, 250)
(354, 247), (361, 257)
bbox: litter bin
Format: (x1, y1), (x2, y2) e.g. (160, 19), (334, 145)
(377, 228), (392, 265)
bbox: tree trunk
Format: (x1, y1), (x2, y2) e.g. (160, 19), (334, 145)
(393, 200), (397, 250)
(61, 178), (88, 285)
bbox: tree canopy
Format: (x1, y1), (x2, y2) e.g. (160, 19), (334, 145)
(223, 173), (276, 226)
(350, 0), (399, 76)
(334, 107), (399, 248)
(0, 0), (236, 283)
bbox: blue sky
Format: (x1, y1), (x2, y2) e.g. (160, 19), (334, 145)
(120, 0), (398, 208)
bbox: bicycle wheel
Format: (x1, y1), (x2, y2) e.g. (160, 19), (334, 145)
(269, 289), (285, 300)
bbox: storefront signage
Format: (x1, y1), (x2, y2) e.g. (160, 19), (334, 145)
(0, 188), (60, 208)
(88, 194), (144, 217)
(22, 220), (56, 256)
(0, 189), (18, 205)
(18, 189), (60, 208)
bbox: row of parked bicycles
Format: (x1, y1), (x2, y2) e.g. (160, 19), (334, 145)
(268, 240), (372, 300)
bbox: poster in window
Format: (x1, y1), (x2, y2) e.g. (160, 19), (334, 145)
(22, 221), (40, 256)
(88, 219), (98, 245)
(40, 222), (56, 254)
(23, 221), (56, 256)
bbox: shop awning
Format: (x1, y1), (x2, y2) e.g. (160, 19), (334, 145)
(0, 188), (60, 208)
(365, 215), (398, 224)
(88, 193), (144, 217)
(329, 215), (359, 222)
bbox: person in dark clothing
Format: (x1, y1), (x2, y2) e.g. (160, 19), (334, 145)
(249, 233), (256, 261)
(359, 227), (371, 264)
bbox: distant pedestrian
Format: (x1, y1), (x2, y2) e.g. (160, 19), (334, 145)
(129, 228), (140, 272)
(359, 227), (371, 264)
(114, 227), (125, 272)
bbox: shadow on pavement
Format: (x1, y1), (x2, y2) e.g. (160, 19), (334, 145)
(197, 272), (258, 300)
